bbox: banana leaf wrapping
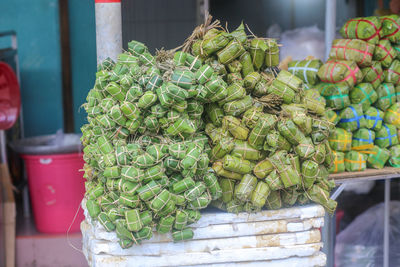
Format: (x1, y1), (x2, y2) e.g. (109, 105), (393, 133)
(253, 158), (274, 179)
(389, 145), (400, 167)
(98, 212), (116, 232)
(384, 59), (400, 85)
(276, 70), (303, 92)
(219, 83), (246, 104)
(317, 83), (350, 110)
(288, 59), (322, 85)
(212, 161), (242, 180)
(204, 173), (222, 200)
(220, 178), (235, 203)
(264, 130), (292, 152)
(269, 151), (301, 188)
(381, 15), (400, 43)
(172, 177), (195, 194)
(184, 182), (206, 202)
(361, 61), (385, 89)
(268, 80), (296, 104)
(350, 83), (378, 111)
(395, 44), (400, 59)
(223, 155), (254, 174)
(125, 209), (143, 232)
(340, 16), (381, 44)
(250, 38), (267, 70)
(352, 128), (376, 151)
(210, 137), (234, 161)
(302, 89), (327, 116)
(250, 181), (271, 208)
(231, 140), (265, 161)
(156, 215), (174, 234)
(374, 40), (396, 68)
(317, 60), (362, 88)
(188, 193), (211, 210)
(265, 190), (282, 210)
(396, 85), (400, 102)
(206, 103), (224, 127)
(375, 83), (396, 111)
(265, 39), (280, 67)
(222, 116), (249, 140)
(295, 137), (316, 159)
(375, 124), (399, 148)
(344, 151), (368, 172)
(281, 104), (312, 134)
(248, 114), (277, 149)
(338, 105), (366, 132)
(329, 151), (345, 174)
(282, 187), (299, 206)
(243, 72), (261, 92)
(223, 95), (253, 116)
(265, 170), (284, 191)
(307, 184), (337, 214)
(329, 39), (375, 67)
(172, 228), (194, 242)
(277, 119), (306, 145)
(217, 39), (245, 65)
(384, 103), (400, 127)
(301, 160), (319, 189)
(201, 31), (231, 56)
(234, 174), (258, 201)
(329, 127), (352, 152)
(367, 145), (390, 169)
(312, 142), (327, 164)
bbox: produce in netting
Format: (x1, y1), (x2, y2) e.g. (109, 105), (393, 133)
(329, 39), (374, 67)
(373, 40), (396, 68)
(317, 60), (363, 88)
(183, 16), (337, 213)
(360, 61), (385, 88)
(380, 15), (400, 43)
(316, 83), (350, 110)
(81, 39), (229, 248)
(288, 59), (322, 85)
(340, 16), (382, 44)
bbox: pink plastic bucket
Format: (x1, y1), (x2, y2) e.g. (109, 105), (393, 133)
(22, 153), (85, 233)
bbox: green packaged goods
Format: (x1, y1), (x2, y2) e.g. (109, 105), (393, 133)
(301, 160), (320, 189)
(338, 105), (366, 132)
(265, 39), (280, 67)
(317, 83), (350, 110)
(231, 140), (264, 161)
(249, 38), (267, 70)
(136, 181), (161, 201)
(223, 95), (253, 116)
(361, 61), (385, 89)
(172, 228), (194, 241)
(223, 155), (254, 174)
(210, 137), (234, 161)
(381, 15), (400, 43)
(157, 216), (174, 234)
(86, 199), (101, 218)
(375, 83), (396, 111)
(329, 39), (374, 67)
(288, 59), (322, 85)
(277, 119), (305, 145)
(312, 142), (327, 164)
(253, 158), (274, 179)
(276, 70), (303, 92)
(375, 124), (399, 148)
(340, 16), (381, 44)
(365, 106), (384, 130)
(344, 151), (367, 172)
(269, 151), (301, 188)
(374, 40), (396, 68)
(250, 181), (270, 208)
(352, 128), (375, 151)
(265, 190), (282, 210)
(307, 184), (337, 214)
(184, 182), (206, 202)
(302, 89), (326, 116)
(248, 114), (277, 149)
(367, 145), (390, 169)
(222, 116), (249, 140)
(234, 174), (258, 201)
(212, 161), (243, 180)
(264, 130), (292, 152)
(384, 103), (400, 127)
(172, 177), (195, 194)
(295, 137), (316, 159)
(202, 32), (231, 56)
(188, 193), (211, 209)
(329, 151), (345, 174)
(217, 39), (245, 65)
(317, 60), (362, 88)
(204, 173), (222, 200)
(150, 189), (171, 212)
(350, 83), (378, 111)
(329, 128), (352, 151)
(174, 210), (189, 230)
(389, 145), (400, 167)
(385, 60), (400, 85)
(125, 209), (142, 232)
(220, 178), (235, 203)
(98, 212), (116, 232)
(268, 80), (296, 104)
(265, 170), (284, 190)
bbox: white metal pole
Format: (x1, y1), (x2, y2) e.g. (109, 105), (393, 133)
(384, 179), (390, 267)
(95, 0), (122, 64)
(325, 0), (336, 60)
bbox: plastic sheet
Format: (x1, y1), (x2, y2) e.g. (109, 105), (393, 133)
(335, 201), (400, 267)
